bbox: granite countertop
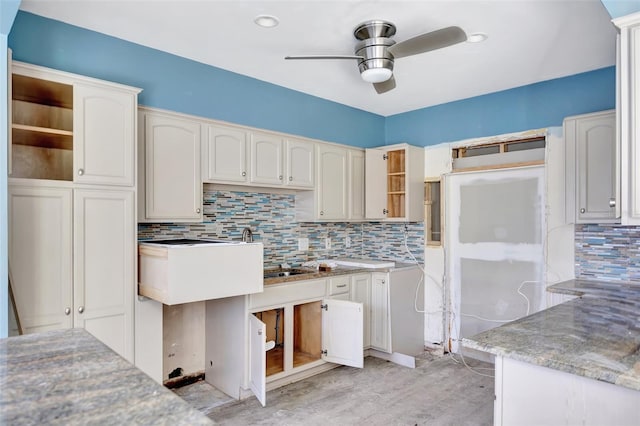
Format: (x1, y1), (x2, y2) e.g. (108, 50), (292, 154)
(0, 329), (212, 425)
(263, 261), (418, 286)
(462, 279), (640, 391)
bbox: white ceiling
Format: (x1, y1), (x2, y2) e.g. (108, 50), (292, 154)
(19, 0), (617, 116)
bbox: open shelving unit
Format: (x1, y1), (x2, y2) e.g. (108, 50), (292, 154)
(386, 149), (406, 218)
(11, 74), (74, 181)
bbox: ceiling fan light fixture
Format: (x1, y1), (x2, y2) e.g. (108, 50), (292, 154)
(361, 67), (393, 83)
(254, 15), (279, 28)
(467, 32), (488, 43)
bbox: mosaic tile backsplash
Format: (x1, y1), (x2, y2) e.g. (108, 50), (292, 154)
(138, 185), (425, 268)
(575, 224), (640, 283)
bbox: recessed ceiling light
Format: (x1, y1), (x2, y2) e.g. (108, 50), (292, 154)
(467, 33), (488, 43)
(254, 15), (279, 28)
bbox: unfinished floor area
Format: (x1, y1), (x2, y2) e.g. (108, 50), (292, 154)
(174, 353), (494, 425)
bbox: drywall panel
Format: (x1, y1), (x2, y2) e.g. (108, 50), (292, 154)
(447, 166), (545, 352)
(459, 177), (542, 244)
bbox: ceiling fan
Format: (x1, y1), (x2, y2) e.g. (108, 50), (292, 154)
(285, 20), (467, 94)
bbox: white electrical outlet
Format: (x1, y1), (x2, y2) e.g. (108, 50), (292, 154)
(298, 237), (309, 251)
(325, 237), (331, 250)
(345, 236), (351, 248)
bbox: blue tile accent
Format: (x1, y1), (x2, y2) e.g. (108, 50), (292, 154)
(139, 185), (425, 268)
(575, 224), (640, 283)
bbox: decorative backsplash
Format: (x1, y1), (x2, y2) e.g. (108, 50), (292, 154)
(138, 185), (425, 267)
(575, 224), (640, 283)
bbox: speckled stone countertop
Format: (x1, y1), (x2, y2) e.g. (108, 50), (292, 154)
(263, 262), (417, 286)
(0, 329), (212, 425)
(462, 279), (640, 391)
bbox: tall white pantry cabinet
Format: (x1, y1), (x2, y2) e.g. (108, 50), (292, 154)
(8, 61), (140, 363)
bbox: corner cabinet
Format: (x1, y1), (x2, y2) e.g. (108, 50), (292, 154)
(138, 108), (203, 222)
(365, 143), (425, 221)
(564, 110), (618, 223)
(615, 13), (640, 225)
(7, 62), (139, 363)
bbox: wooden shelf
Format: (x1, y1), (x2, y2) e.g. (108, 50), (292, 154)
(387, 191), (405, 195)
(387, 172), (406, 176)
(12, 124), (73, 151)
(12, 74), (73, 108)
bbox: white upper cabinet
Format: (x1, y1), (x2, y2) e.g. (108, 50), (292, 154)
(73, 83), (136, 186)
(349, 149), (366, 220)
(316, 144), (349, 220)
(203, 124), (248, 183)
(285, 138), (314, 188)
(564, 110), (618, 223)
(140, 108), (203, 222)
(250, 131), (284, 185)
(365, 143), (425, 222)
(615, 13), (640, 224)
(9, 62), (140, 186)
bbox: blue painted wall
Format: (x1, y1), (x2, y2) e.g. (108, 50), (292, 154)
(601, 0), (640, 18)
(8, 11), (385, 148)
(386, 67), (615, 146)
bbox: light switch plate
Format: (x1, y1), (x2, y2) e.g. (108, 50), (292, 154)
(298, 237), (309, 251)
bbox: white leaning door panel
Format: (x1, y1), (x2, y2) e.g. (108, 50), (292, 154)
(365, 148), (387, 219)
(73, 188), (135, 362)
(249, 313), (267, 407)
(322, 299), (364, 368)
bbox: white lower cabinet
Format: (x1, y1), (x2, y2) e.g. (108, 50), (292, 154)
(9, 180), (135, 362)
(205, 278), (363, 406)
(370, 272), (391, 353)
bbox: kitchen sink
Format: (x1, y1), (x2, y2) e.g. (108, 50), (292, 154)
(263, 269), (316, 279)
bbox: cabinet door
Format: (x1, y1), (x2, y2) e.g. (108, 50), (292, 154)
(576, 113), (617, 223)
(365, 148), (387, 219)
(249, 314), (267, 407)
(73, 83), (136, 186)
(203, 124), (248, 183)
(351, 274), (371, 349)
(317, 145), (348, 219)
(9, 184), (73, 334)
(370, 272), (391, 353)
(285, 139), (314, 188)
(143, 112), (202, 221)
(321, 299), (364, 368)
(73, 189), (135, 362)
(250, 132), (283, 185)
(349, 149), (366, 220)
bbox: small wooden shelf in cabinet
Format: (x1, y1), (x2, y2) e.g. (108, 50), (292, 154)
(10, 74), (74, 181)
(386, 149), (406, 218)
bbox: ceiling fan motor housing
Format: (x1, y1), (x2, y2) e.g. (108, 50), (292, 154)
(354, 20), (397, 79)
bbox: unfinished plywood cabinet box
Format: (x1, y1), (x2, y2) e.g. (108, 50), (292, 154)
(365, 143), (425, 221)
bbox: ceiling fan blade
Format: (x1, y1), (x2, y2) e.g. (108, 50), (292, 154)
(373, 75), (396, 94)
(388, 26), (467, 59)
(285, 55), (363, 60)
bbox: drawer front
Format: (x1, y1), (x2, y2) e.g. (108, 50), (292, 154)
(329, 276), (350, 295)
(249, 279), (327, 309)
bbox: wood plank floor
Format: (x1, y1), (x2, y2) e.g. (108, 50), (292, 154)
(174, 352), (495, 425)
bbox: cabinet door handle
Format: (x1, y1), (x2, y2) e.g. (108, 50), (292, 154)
(77, 168), (84, 176)
(336, 284), (347, 288)
(609, 198), (616, 208)
(242, 171), (246, 177)
(196, 208), (201, 214)
(320, 211), (324, 216)
(279, 175), (283, 180)
(64, 307), (71, 316)
(580, 208), (586, 214)
(78, 306), (85, 314)
(289, 176), (293, 181)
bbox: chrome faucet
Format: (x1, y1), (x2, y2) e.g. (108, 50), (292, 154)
(241, 227), (253, 243)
